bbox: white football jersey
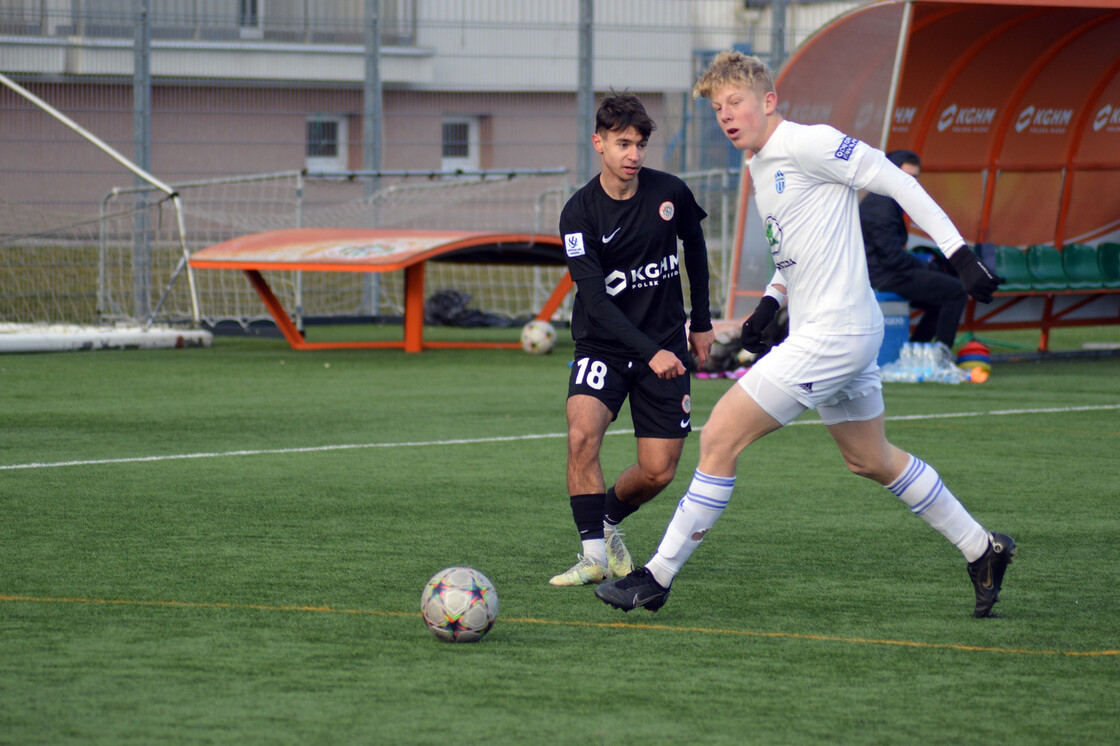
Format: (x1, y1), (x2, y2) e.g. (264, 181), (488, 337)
(749, 120), (886, 336)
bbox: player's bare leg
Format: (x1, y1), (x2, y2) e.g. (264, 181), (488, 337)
(827, 414), (1015, 616)
(550, 395), (613, 586)
(611, 436), (684, 506)
(696, 384), (784, 477)
(597, 385), (782, 610)
(566, 394), (613, 494)
(824, 414), (909, 484)
(600, 436), (685, 577)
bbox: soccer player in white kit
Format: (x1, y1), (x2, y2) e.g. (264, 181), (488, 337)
(595, 50), (1016, 618)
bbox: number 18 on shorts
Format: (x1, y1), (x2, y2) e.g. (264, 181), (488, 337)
(567, 354), (692, 438)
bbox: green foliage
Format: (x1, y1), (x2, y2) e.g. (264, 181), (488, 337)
(1, 329), (1118, 744)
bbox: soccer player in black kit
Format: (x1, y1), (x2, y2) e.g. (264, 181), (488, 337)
(549, 91), (715, 586)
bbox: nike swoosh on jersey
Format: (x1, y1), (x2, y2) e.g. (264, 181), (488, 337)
(602, 227), (621, 243)
(680, 418), (690, 428)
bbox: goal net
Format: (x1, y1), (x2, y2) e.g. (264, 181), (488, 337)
(2, 167), (572, 335)
(3, 167), (739, 339)
(131, 168), (577, 331)
(150, 167), (735, 333)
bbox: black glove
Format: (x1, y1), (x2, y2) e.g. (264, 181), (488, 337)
(948, 245), (1004, 304)
(740, 296), (780, 354)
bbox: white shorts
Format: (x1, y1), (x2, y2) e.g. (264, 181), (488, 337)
(737, 327), (885, 426)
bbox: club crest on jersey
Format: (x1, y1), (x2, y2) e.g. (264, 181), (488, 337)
(564, 232), (585, 257)
(659, 201), (675, 221)
(775, 170), (785, 194)
(681, 394), (691, 414)
(764, 215), (783, 255)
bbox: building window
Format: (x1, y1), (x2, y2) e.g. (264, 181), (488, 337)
(442, 122), (470, 159)
(441, 116), (480, 173)
(306, 116), (347, 172)
(240, 0), (263, 39)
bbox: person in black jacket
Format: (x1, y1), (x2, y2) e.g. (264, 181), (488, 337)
(860, 150), (968, 349)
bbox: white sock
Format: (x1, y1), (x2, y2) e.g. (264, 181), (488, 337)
(581, 538), (606, 566)
(646, 471), (735, 587)
(886, 455), (989, 562)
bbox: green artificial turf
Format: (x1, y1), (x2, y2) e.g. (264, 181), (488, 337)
(1, 326), (1118, 744)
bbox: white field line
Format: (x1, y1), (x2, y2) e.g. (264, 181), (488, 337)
(3, 403), (1118, 472)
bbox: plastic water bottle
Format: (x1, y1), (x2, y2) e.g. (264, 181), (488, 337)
(881, 341), (968, 384)
(892, 342), (920, 382)
(919, 342), (936, 382)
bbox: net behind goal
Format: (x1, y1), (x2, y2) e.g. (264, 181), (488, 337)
(107, 169), (573, 330)
(3, 164), (738, 336)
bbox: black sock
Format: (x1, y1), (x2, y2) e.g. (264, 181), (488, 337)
(604, 486), (638, 526)
(569, 493), (605, 540)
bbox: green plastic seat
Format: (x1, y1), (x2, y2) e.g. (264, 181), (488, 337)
(994, 246), (1032, 291)
(1060, 244), (1102, 289)
(1026, 244), (1068, 290)
(1099, 243), (1120, 289)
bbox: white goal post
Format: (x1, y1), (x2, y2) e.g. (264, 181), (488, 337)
(0, 71), (201, 328)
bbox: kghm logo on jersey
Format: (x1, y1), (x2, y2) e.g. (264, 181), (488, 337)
(604, 270), (627, 295)
(603, 253), (681, 296)
(764, 215), (783, 255)
(659, 201), (675, 221)
(774, 170), (786, 194)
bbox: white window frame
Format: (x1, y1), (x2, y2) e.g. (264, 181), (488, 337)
(239, 0), (264, 39)
(441, 116), (480, 173)
(306, 115), (348, 173)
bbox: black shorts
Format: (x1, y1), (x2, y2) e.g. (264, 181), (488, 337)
(567, 353), (692, 438)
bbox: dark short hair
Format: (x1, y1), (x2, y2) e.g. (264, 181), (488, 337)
(887, 149), (921, 169)
(595, 91), (656, 140)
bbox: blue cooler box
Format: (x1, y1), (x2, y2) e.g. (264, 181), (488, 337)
(875, 292), (910, 366)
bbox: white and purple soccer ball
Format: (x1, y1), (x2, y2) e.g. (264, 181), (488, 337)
(519, 320), (556, 355)
(420, 566), (499, 642)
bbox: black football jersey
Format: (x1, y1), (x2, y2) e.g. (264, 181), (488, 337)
(560, 168), (711, 363)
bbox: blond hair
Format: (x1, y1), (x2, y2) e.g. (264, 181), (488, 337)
(693, 50), (776, 100)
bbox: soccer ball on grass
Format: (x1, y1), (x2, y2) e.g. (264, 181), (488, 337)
(420, 565), (499, 642)
(519, 320), (556, 355)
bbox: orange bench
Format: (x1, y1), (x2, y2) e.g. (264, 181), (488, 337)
(189, 228), (572, 352)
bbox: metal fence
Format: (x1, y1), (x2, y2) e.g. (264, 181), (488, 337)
(0, 0), (854, 328)
(86, 167), (738, 328)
